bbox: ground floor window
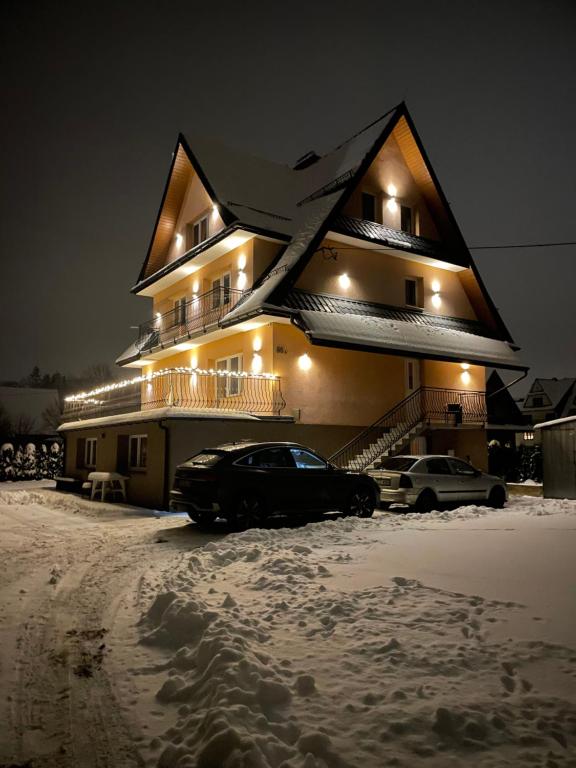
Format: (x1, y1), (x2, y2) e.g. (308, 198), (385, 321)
(84, 438), (97, 468)
(129, 435), (148, 470)
(216, 354), (243, 397)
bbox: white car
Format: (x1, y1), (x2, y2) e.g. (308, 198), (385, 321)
(367, 455), (507, 512)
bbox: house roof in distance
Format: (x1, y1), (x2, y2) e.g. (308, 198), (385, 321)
(523, 378), (576, 410)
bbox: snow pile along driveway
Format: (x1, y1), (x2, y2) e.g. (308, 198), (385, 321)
(137, 501), (576, 768)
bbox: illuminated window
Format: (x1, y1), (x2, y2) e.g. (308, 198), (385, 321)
(129, 435), (148, 469)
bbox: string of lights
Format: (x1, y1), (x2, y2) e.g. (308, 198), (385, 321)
(65, 367), (279, 403)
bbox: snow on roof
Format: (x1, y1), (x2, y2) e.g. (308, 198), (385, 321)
(534, 414), (576, 430)
(58, 407), (261, 431)
(221, 191), (343, 325)
(298, 310), (526, 370)
(183, 106), (398, 239)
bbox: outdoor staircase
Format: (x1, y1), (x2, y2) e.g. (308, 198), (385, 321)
(329, 386), (487, 472)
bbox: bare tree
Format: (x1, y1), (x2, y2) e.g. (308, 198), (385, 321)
(14, 413), (36, 435)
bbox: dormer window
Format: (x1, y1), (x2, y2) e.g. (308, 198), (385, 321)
(361, 192), (377, 222)
(186, 215), (209, 250)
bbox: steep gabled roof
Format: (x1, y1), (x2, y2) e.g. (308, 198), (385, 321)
(133, 103), (523, 369)
(523, 378), (576, 410)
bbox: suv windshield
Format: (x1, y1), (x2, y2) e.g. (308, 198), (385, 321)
(182, 451), (224, 467)
(376, 457), (417, 472)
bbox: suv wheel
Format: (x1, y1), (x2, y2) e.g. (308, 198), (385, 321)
(488, 486), (506, 509)
(231, 493), (266, 531)
(347, 487), (375, 518)
(415, 489), (437, 513)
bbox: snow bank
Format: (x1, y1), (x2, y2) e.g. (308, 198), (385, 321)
(0, 487), (152, 517)
(136, 500), (576, 767)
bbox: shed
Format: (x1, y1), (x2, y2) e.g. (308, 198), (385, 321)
(534, 415), (576, 499)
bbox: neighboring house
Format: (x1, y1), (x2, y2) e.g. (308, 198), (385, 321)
(522, 378), (576, 425)
(486, 371), (531, 444)
(60, 103), (526, 508)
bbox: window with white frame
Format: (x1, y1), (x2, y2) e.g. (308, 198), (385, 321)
(212, 272), (231, 308)
(216, 354), (243, 398)
(85, 438), (97, 468)
(129, 435), (148, 470)
(185, 215), (209, 250)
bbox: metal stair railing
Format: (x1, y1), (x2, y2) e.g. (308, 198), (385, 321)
(329, 387), (487, 471)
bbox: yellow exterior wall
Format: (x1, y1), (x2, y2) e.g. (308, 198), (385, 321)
(297, 239), (477, 320)
(422, 360), (485, 392)
(150, 237), (281, 317)
(153, 240), (254, 316)
(63, 422), (166, 508)
(342, 134), (439, 240)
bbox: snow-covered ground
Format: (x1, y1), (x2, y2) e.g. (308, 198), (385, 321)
(0, 489), (575, 767)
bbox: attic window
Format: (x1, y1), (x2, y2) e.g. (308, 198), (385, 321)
(361, 192), (376, 222)
(405, 277), (423, 308)
(400, 205), (412, 234)
(186, 215), (209, 250)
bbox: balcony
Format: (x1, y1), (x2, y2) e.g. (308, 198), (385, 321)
(135, 286), (245, 358)
(62, 368), (286, 421)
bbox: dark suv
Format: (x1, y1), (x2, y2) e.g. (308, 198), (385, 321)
(169, 441), (379, 528)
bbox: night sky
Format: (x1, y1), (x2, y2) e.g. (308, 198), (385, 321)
(1, 0), (575, 393)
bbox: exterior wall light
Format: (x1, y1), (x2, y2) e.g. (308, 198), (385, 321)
(237, 270), (248, 290)
(338, 273), (351, 290)
(191, 354), (198, 368)
(192, 279), (200, 293)
(238, 253), (247, 270)
(251, 353), (263, 373)
(298, 353), (312, 371)
(212, 204), (219, 221)
(461, 363), (470, 370)
(431, 279), (442, 309)
(155, 312), (162, 328)
(175, 233), (183, 248)
(386, 184), (398, 214)
(252, 336), (262, 352)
